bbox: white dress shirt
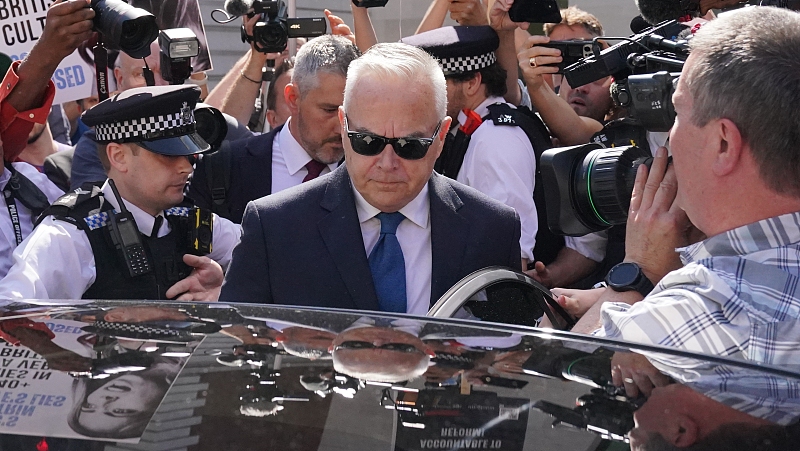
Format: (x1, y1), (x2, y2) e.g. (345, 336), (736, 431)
(353, 184), (432, 316)
(0, 162), (64, 278)
(271, 117), (338, 193)
(455, 97), (537, 261)
(0, 180), (242, 300)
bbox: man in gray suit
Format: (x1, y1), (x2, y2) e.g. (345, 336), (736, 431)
(220, 42), (521, 314)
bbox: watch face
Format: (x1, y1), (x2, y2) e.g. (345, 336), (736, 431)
(611, 263), (640, 286)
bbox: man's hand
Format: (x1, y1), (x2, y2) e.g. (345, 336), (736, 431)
(517, 35), (562, 92)
(525, 261), (553, 287)
(625, 146), (691, 284)
(325, 9), (356, 46)
(611, 352), (671, 398)
(489, 0), (527, 31)
(38, 0), (95, 66)
(449, 0), (489, 26)
(165, 255), (224, 302)
(551, 287), (604, 319)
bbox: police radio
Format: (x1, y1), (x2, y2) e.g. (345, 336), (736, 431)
(107, 179), (152, 277)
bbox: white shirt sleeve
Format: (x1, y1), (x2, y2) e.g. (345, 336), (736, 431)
(0, 216), (96, 300)
(208, 214), (242, 270)
(457, 121), (538, 261)
(564, 231), (608, 262)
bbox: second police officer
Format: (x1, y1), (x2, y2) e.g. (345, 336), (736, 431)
(0, 85), (241, 301)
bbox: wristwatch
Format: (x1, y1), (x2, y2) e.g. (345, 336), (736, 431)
(605, 262), (654, 297)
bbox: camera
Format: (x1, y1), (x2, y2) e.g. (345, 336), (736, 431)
(540, 143), (653, 236)
(532, 389), (640, 442)
(351, 0), (389, 7)
(90, 0), (158, 59)
(242, 0), (327, 53)
(611, 71), (680, 132)
(159, 28), (199, 85)
(508, 0), (562, 23)
(540, 40), (597, 74)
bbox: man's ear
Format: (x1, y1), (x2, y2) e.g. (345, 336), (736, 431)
(429, 116), (452, 161)
(464, 72), (483, 97)
(712, 118), (744, 177)
(106, 142), (130, 173)
(285, 83), (301, 116)
(113, 67), (124, 90)
(669, 415), (699, 448)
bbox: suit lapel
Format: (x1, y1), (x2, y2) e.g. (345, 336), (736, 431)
(318, 166), (380, 311)
(429, 173), (470, 305)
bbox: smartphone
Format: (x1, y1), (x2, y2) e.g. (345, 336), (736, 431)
(508, 0), (562, 23)
(540, 40), (596, 73)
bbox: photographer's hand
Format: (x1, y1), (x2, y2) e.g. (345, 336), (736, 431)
(325, 9), (356, 46)
(449, 0), (489, 26)
(8, 0), (94, 114)
(517, 35), (561, 92)
(490, 0), (528, 31)
(625, 147), (691, 285)
(611, 352), (670, 398)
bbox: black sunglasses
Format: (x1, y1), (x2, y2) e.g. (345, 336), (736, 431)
(333, 340), (421, 353)
(344, 115), (442, 161)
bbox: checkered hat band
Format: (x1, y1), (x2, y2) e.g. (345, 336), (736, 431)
(165, 207), (190, 217)
(440, 52), (497, 75)
(84, 211), (111, 230)
(93, 320), (182, 336)
(94, 111), (195, 142)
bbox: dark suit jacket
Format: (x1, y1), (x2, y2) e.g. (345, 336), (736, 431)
(188, 125), (281, 223)
(220, 165), (522, 311)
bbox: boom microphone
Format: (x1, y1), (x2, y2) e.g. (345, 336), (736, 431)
(223, 0), (252, 17)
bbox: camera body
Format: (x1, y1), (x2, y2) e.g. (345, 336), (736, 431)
(508, 0), (562, 23)
(533, 389), (639, 442)
(540, 40), (596, 74)
(242, 0), (327, 53)
(351, 0), (389, 7)
(611, 71), (679, 132)
(91, 0), (158, 59)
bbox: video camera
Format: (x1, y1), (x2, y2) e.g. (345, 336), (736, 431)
(539, 21), (689, 235)
(242, 1), (326, 53)
(533, 389), (640, 442)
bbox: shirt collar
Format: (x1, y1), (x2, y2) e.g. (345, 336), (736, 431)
(101, 180), (167, 237)
(0, 167), (10, 190)
(281, 117), (338, 176)
(456, 96), (506, 126)
(679, 211), (800, 264)
(352, 179), (430, 229)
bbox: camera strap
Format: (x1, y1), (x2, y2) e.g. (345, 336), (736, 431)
(3, 162), (50, 246)
(93, 43), (110, 102)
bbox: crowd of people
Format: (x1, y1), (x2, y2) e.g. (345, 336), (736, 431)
(1, 0), (800, 445)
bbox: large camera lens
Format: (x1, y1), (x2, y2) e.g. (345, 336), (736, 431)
(540, 144), (653, 236)
(574, 146), (652, 229)
(91, 0), (158, 59)
(253, 21), (289, 54)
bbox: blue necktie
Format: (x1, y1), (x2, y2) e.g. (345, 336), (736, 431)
(368, 212), (407, 313)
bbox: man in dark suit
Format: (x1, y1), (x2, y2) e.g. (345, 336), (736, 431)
(220, 42), (521, 314)
(188, 35), (361, 223)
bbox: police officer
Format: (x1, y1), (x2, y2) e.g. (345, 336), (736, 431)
(401, 26), (550, 270)
(0, 85), (241, 301)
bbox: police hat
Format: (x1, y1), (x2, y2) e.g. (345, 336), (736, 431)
(401, 26), (499, 76)
(82, 85), (210, 156)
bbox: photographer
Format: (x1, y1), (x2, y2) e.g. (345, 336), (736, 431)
(568, 7), (800, 390)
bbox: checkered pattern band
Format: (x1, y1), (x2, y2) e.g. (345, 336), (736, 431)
(84, 211), (111, 230)
(93, 320), (183, 337)
(165, 207), (190, 217)
(439, 52), (496, 75)
(94, 110), (196, 142)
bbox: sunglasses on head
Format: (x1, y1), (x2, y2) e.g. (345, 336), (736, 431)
(333, 340), (421, 353)
(344, 115), (442, 161)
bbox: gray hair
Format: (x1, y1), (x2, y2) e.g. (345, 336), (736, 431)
(291, 35), (360, 97)
(343, 42), (447, 119)
(685, 7), (800, 197)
